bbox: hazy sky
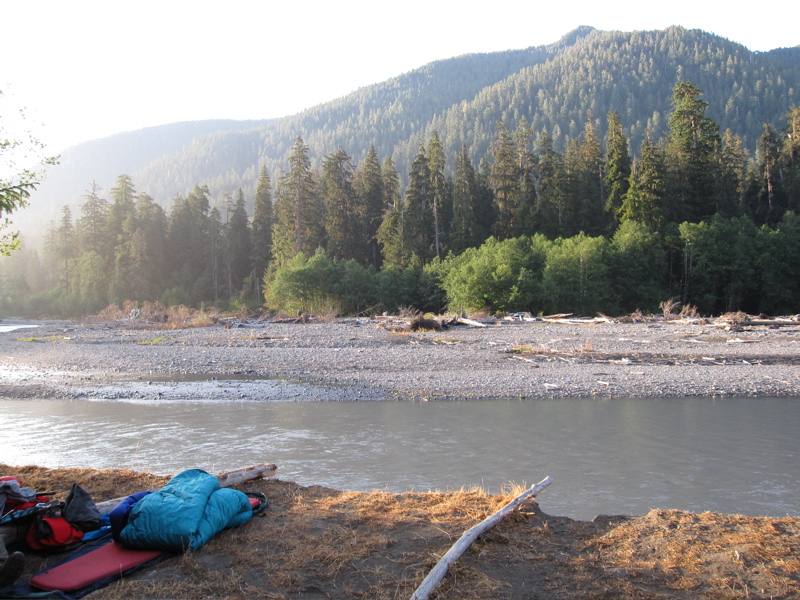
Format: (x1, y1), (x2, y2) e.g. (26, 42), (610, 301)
(3, 0), (797, 155)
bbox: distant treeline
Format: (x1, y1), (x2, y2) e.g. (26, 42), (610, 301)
(2, 82), (799, 318)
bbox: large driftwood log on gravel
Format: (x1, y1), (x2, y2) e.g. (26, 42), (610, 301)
(409, 476), (552, 600)
(1, 463), (278, 546)
(454, 316), (488, 328)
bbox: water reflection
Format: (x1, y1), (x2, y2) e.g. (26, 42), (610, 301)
(1, 396), (797, 520)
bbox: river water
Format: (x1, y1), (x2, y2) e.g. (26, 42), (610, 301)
(1, 394), (797, 520)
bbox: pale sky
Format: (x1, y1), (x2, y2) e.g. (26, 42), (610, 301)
(3, 0), (797, 156)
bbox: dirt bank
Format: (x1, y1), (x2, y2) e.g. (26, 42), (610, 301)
(1, 316), (799, 401)
(3, 464), (798, 600)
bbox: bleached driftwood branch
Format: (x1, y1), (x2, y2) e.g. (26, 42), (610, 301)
(409, 476), (552, 600)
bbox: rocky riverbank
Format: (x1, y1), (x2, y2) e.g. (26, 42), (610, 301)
(1, 315), (799, 401)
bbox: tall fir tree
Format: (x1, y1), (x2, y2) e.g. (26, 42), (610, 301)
(77, 182), (110, 258)
(450, 144), (481, 254)
(603, 111), (632, 226)
(377, 156), (408, 267)
(251, 165), (273, 293)
(403, 144), (433, 266)
(322, 147), (362, 262)
(166, 184), (212, 303)
(535, 131), (566, 235)
(125, 192), (167, 302)
(489, 120), (518, 239)
(272, 137), (322, 265)
(781, 106), (800, 212)
(45, 206), (75, 291)
(513, 118), (537, 237)
(620, 132), (667, 229)
(427, 131), (447, 258)
(717, 129), (747, 218)
(108, 174), (137, 244)
(665, 82), (721, 222)
(754, 123), (785, 224)
(564, 115), (605, 236)
(225, 188), (251, 298)
(354, 144), (385, 268)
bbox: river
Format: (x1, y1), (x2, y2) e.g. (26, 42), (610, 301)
(1, 394), (797, 521)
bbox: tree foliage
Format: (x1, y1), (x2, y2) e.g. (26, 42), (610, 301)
(5, 75), (800, 319)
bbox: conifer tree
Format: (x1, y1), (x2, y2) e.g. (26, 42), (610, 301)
(354, 144), (384, 268)
(564, 115), (605, 236)
(377, 156), (408, 267)
(717, 129), (747, 217)
(450, 144), (481, 254)
(125, 192), (167, 301)
(45, 206), (75, 291)
(489, 120), (518, 239)
(513, 118), (537, 237)
(620, 133), (667, 229)
(77, 182), (110, 257)
(226, 188), (251, 298)
(108, 174), (137, 244)
(322, 147), (361, 262)
(209, 205), (223, 302)
(535, 131), (565, 235)
(251, 165), (273, 293)
(665, 82), (721, 222)
(427, 132), (448, 258)
(403, 144), (433, 266)
(781, 106), (800, 212)
(272, 137), (322, 265)
(603, 111), (632, 225)
(166, 184), (212, 302)
(475, 157), (496, 240)
(754, 123), (785, 224)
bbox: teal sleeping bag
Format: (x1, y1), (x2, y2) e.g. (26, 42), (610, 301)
(119, 469), (252, 552)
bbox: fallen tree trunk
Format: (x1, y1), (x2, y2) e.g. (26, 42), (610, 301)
(95, 462), (278, 514)
(542, 317), (614, 324)
(454, 316), (488, 328)
(1, 463), (277, 546)
(409, 476), (552, 600)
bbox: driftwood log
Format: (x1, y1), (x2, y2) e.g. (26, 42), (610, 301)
(94, 462), (277, 514)
(454, 316), (488, 328)
(409, 476), (552, 600)
(1, 463), (277, 546)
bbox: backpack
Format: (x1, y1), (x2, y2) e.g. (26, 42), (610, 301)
(25, 484), (100, 551)
(27, 505), (85, 550)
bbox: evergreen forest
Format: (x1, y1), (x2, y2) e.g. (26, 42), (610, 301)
(2, 80), (800, 319)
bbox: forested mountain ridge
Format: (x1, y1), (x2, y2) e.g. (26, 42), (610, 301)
(4, 25), (800, 320)
(22, 24), (798, 233)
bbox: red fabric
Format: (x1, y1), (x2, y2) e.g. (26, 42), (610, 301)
(27, 515), (85, 550)
(30, 541), (163, 592)
(1, 476), (51, 516)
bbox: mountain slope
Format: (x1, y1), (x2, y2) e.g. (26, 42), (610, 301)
(20, 26), (800, 240)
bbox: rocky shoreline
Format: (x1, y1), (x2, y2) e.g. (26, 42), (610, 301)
(1, 316), (799, 401)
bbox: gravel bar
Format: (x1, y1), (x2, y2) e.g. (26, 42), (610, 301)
(1, 318), (799, 401)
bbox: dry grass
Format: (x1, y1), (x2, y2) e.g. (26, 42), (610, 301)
(3, 465), (799, 600)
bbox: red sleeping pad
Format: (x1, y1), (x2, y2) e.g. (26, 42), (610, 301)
(30, 497), (262, 592)
(30, 542), (163, 592)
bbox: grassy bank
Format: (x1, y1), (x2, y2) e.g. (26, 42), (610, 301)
(2, 464), (798, 599)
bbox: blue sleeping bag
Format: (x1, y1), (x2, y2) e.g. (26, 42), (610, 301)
(119, 469), (252, 552)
